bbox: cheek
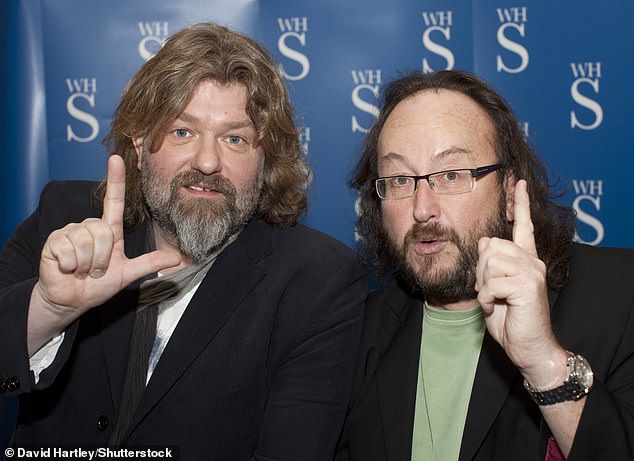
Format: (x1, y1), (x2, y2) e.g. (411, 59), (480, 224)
(229, 153), (264, 186)
(147, 152), (190, 177)
(448, 193), (500, 237)
(381, 203), (411, 239)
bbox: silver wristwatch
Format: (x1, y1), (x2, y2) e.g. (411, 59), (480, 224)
(524, 353), (594, 406)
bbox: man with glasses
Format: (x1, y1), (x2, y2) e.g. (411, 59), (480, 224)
(336, 70), (634, 460)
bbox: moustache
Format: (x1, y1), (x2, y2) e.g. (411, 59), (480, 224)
(404, 222), (459, 246)
(171, 170), (236, 197)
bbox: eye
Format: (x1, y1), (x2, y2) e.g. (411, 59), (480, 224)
(440, 170), (463, 182)
(390, 176), (411, 187)
(174, 128), (190, 138)
(226, 135), (245, 145)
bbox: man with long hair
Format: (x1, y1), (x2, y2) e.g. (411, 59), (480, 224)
(337, 70), (634, 460)
(0, 23), (366, 459)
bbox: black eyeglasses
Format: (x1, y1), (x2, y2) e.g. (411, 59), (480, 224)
(375, 164), (505, 200)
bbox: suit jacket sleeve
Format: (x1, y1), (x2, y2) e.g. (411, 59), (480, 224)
(0, 181), (95, 396)
(562, 245), (634, 460)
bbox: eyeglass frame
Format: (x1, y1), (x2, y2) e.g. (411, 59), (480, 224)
(374, 163), (506, 200)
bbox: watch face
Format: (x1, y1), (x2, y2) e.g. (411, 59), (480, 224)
(573, 355), (594, 389)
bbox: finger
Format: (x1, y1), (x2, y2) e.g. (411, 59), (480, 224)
(65, 223), (105, 277)
(44, 229), (80, 274)
(512, 179), (537, 255)
(102, 155), (126, 237)
(477, 274), (518, 319)
(476, 237), (513, 287)
(82, 220), (115, 278)
(122, 250), (182, 286)
(478, 274), (514, 305)
(476, 277), (505, 314)
(477, 290), (496, 315)
(475, 236), (492, 292)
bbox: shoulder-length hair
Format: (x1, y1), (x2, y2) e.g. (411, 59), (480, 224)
(351, 70), (575, 289)
(100, 22), (310, 229)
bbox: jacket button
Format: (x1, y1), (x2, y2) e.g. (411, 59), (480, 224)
(97, 415), (109, 431)
(6, 377), (19, 392)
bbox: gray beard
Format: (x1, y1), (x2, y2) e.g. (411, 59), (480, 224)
(141, 163), (263, 263)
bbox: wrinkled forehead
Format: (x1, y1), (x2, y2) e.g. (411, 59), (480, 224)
(377, 89), (497, 173)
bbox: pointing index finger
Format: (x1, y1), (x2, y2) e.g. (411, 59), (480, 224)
(512, 179), (537, 255)
(102, 155), (126, 235)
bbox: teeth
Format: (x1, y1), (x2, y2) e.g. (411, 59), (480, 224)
(187, 186), (212, 192)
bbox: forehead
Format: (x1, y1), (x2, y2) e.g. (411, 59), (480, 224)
(377, 89), (496, 170)
(185, 80), (249, 113)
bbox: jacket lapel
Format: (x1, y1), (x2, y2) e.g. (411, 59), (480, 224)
(459, 333), (519, 461)
(128, 219), (272, 430)
(99, 221), (150, 410)
(459, 288), (561, 460)
(375, 282), (423, 460)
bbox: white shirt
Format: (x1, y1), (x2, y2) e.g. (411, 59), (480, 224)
(30, 280), (202, 385)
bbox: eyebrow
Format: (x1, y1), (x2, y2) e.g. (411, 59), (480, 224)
(176, 112), (255, 130)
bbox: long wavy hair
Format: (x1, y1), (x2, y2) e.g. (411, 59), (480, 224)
(351, 70), (576, 289)
(100, 22), (310, 229)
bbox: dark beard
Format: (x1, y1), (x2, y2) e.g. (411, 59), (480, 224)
(384, 196), (511, 305)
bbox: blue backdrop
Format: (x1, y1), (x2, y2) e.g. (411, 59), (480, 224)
(2, 0), (633, 447)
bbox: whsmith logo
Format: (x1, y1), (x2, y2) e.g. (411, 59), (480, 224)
(350, 69), (381, 134)
(65, 78), (99, 143)
(570, 62), (603, 130)
(421, 10), (455, 73)
(138, 21), (169, 61)
(496, 6), (529, 74)
(277, 17), (310, 81)
(572, 178), (604, 245)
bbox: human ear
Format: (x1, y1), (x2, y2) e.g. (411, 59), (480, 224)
(132, 137), (145, 170)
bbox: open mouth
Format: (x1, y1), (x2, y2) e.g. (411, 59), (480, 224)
(406, 222), (456, 257)
(412, 238), (448, 255)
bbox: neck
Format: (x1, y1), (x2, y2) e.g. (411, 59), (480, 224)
(425, 297), (479, 312)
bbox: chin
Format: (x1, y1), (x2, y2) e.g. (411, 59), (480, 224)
(408, 249), (455, 273)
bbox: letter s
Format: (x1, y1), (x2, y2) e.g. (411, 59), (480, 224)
(277, 32), (310, 81)
(496, 22), (529, 74)
(138, 35), (165, 61)
(351, 84), (380, 133)
(573, 195), (604, 245)
(422, 26), (454, 73)
(66, 93), (99, 143)
(570, 78), (603, 130)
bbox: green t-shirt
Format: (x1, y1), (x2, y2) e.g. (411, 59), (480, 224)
(411, 304), (485, 461)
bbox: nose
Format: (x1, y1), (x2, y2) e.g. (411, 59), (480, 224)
(412, 179), (440, 223)
(190, 136), (221, 175)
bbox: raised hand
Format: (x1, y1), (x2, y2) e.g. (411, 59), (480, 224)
(28, 155), (180, 353)
(475, 179), (566, 386)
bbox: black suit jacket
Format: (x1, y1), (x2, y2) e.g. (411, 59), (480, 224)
(0, 181), (367, 460)
(336, 243), (634, 460)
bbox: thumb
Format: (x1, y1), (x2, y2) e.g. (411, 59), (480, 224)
(122, 250), (182, 286)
